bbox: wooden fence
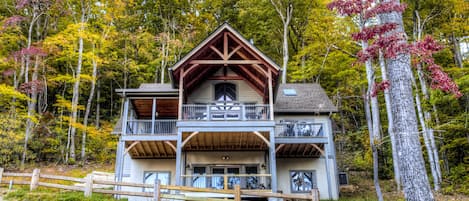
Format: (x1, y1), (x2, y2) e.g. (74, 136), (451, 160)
(0, 168), (320, 201)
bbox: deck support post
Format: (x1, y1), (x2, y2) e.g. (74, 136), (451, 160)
(324, 144), (333, 199)
(151, 97), (156, 134)
(175, 130), (183, 186)
(268, 69), (274, 120)
(268, 127), (277, 193)
(178, 69), (184, 120)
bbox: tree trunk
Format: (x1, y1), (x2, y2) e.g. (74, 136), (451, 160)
(69, 0), (86, 162)
(450, 32), (463, 68)
(378, 50), (401, 191)
(380, 2), (434, 200)
(270, 0), (292, 84)
(95, 79), (100, 128)
(81, 49), (98, 163)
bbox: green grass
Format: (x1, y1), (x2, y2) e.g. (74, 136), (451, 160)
(4, 187), (125, 201)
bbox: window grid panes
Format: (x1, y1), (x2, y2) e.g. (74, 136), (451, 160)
(143, 171), (170, 192)
(290, 170), (316, 193)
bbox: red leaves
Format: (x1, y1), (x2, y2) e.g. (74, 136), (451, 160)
(357, 34), (410, 62)
(327, 0), (373, 16)
(19, 80), (44, 94)
(427, 64), (462, 98)
(371, 80), (391, 97)
(363, 1), (407, 19)
(352, 23), (398, 41)
(2, 15), (25, 29)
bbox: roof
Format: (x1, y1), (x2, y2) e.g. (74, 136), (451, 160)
(115, 83), (178, 97)
(169, 23), (280, 73)
(274, 84), (337, 113)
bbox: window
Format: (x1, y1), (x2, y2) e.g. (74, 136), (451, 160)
(215, 83), (237, 102)
(290, 170), (316, 193)
(192, 167), (206, 188)
(283, 89), (297, 96)
(143, 171), (170, 192)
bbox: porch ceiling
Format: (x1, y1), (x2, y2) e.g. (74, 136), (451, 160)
(131, 99), (178, 119)
(126, 141), (177, 159)
(182, 132), (270, 151)
(275, 143), (324, 158)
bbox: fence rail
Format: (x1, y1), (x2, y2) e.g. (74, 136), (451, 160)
(182, 104), (270, 121)
(126, 119), (177, 135)
(0, 168), (319, 201)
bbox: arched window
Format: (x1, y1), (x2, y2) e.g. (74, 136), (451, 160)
(214, 83), (236, 102)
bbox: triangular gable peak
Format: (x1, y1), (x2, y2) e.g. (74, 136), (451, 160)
(170, 23), (280, 102)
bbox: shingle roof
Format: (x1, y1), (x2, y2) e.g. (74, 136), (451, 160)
(274, 84), (337, 113)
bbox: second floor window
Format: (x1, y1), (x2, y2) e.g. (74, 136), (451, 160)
(215, 83), (236, 102)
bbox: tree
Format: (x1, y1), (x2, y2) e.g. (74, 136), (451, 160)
(270, 0), (293, 83)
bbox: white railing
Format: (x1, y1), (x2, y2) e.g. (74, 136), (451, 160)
(126, 119), (177, 135)
(182, 174), (271, 190)
(275, 122), (324, 137)
(182, 104), (270, 121)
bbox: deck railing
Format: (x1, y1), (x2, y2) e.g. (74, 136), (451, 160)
(182, 174), (271, 190)
(182, 104), (270, 121)
(275, 122), (324, 137)
(126, 119), (177, 135)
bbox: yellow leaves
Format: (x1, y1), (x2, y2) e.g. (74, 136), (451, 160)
(53, 95), (85, 112)
(0, 84), (29, 101)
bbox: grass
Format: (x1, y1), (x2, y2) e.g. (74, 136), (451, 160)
(4, 186), (125, 201)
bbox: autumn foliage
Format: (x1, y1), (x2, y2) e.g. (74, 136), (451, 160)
(328, 0), (462, 98)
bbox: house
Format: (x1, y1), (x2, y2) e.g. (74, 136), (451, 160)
(112, 23), (339, 200)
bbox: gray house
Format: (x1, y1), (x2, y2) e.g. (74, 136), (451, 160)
(113, 23), (339, 200)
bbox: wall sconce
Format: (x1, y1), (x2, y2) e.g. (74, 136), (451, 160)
(221, 155), (230, 160)
(261, 164), (266, 169)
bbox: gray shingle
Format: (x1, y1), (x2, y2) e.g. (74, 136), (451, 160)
(274, 84), (337, 113)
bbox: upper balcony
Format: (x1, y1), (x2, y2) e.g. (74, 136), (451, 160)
(182, 103), (270, 121)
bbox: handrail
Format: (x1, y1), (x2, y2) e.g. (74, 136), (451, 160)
(275, 122), (324, 137)
(182, 104), (270, 121)
(125, 119), (177, 135)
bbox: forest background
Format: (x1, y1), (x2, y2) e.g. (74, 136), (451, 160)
(0, 0), (467, 196)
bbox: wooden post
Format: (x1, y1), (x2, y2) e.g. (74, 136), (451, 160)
(223, 175), (228, 190)
(0, 167), (3, 184)
(84, 173), (93, 197)
(153, 179), (161, 201)
(30, 168), (40, 191)
(234, 185), (241, 201)
(311, 188), (319, 201)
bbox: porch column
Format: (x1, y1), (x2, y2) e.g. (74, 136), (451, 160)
(175, 130), (183, 186)
(151, 97), (156, 134)
(115, 98), (129, 197)
(324, 144), (333, 199)
(178, 69), (184, 120)
(268, 69), (274, 120)
(268, 128), (277, 192)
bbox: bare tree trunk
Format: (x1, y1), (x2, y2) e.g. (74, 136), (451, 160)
(450, 32), (463, 68)
(95, 79), (100, 128)
(378, 50), (401, 191)
(69, 0), (87, 162)
(380, 2), (434, 199)
(270, 0), (292, 84)
(81, 48), (98, 163)
(362, 41), (384, 201)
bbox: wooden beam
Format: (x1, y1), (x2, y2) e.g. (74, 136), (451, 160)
(185, 67), (218, 92)
(182, 64), (199, 77)
(124, 141), (140, 156)
(189, 60), (263, 65)
(178, 69), (184, 120)
(181, 131), (200, 148)
(268, 68), (274, 120)
(208, 76), (244, 80)
(227, 45), (242, 59)
(223, 32), (228, 61)
(235, 51), (268, 75)
(310, 144), (325, 156)
(209, 45), (224, 59)
(275, 144), (285, 153)
(253, 131), (270, 148)
(236, 65), (264, 88)
(164, 141), (177, 152)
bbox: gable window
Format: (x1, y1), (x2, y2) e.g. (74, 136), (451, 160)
(290, 170), (317, 193)
(143, 171), (170, 192)
(215, 83), (237, 102)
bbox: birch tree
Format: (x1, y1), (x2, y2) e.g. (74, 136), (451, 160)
(270, 0), (293, 83)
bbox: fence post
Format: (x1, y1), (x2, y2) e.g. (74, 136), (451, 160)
(30, 168), (40, 191)
(234, 185), (241, 201)
(0, 167), (3, 184)
(153, 179), (160, 201)
(311, 188), (319, 201)
(84, 173), (93, 197)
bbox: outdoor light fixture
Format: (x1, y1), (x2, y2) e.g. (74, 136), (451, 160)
(221, 155), (230, 160)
